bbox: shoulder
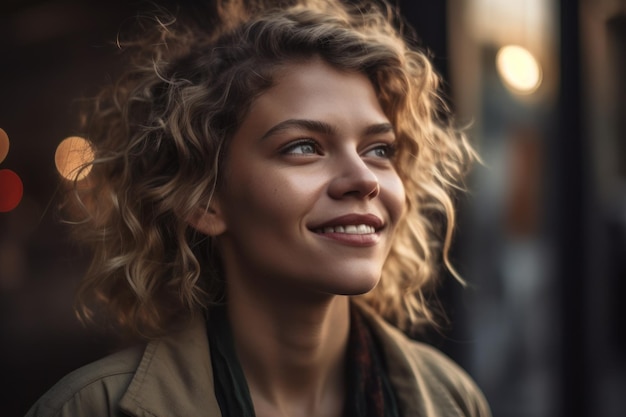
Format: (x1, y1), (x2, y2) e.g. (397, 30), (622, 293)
(24, 344), (145, 417)
(397, 336), (490, 412)
(356, 302), (491, 417)
(383, 326), (491, 417)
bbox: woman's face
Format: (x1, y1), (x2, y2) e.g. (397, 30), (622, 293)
(212, 58), (406, 298)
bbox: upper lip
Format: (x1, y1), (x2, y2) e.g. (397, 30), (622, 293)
(309, 213), (384, 231)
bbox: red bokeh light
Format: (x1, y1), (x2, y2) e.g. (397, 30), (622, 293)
(0, 169), (24, 212)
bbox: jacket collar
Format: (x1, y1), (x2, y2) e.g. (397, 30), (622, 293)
(116, 302), (464, 417)
(357, 301), (480, 417)
(355, 301), (428, 415)
(118, 314), (222, 417)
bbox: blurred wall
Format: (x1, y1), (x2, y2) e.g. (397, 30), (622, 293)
(446, 0), (626, 416)
(0, 2), (137, 415)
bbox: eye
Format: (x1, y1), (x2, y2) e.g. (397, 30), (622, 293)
(364, 143), (396, 159)
(280, 139), (320, 155)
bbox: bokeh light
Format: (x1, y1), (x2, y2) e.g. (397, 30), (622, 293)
(0, 169), (24, 212)
(0, 128), (9, 164)
(496, 45), (543, 94)
(55, 136), (95, 181)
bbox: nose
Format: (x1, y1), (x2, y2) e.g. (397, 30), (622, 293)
(327, 153), (380, 200)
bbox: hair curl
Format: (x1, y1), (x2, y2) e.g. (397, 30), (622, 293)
(67, 0), (476, 339)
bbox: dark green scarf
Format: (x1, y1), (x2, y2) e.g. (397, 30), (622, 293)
(206, 303), (400, 417)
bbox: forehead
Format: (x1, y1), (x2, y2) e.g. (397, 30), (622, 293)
(235, 58), (390, 139)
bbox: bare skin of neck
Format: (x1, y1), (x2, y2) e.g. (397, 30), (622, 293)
(227, 276), (350, 417)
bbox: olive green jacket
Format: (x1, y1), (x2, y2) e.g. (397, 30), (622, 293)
(25, 305), (491, 417)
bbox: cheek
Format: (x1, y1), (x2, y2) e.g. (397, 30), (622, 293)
(225, 166), (319, 226)
(381, 173), (406, 223)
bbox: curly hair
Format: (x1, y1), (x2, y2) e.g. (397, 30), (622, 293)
(67, 0), (475, 339)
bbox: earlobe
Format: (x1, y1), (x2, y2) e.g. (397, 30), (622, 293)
(187, 200), (227, 237)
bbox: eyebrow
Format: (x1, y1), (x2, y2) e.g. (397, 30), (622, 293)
(363, 122), (395, 137)
(259, 118), (394, 141)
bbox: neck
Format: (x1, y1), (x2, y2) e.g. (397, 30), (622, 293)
(227, 279), (350, 417)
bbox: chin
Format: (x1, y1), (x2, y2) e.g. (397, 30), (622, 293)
(330, 273), (381, 296)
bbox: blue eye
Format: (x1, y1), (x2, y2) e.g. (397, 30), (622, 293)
(281, 139), (319, 155)
(365, 144), (395, 159)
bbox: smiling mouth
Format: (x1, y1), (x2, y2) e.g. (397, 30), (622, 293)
(314, 224), (376, 234)
(310, 213), (384, 237)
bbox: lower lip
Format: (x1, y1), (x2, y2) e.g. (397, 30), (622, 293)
(314, 231), (380, 246)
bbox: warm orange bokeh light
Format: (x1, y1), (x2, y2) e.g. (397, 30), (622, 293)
(0, 128), (9, 164)
(55, 136), (95, 181)
(0, 169), (23, 212)
(496, 45), (543, 94)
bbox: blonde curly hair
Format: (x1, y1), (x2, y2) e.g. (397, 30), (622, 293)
(68, 0), (475, 339)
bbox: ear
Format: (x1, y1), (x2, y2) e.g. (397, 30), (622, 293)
(187, 198), (227, 237)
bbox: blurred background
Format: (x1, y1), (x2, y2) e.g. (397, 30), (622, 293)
(0, 0), (624, 416)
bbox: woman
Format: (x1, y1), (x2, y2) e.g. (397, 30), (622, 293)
(26, 0), (491, 416)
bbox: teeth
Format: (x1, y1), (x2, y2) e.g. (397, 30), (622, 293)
(317, 224), (376, 234)
(357, 224), (369, 234)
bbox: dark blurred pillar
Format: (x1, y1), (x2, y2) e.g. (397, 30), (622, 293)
(555, 0), (589, 415)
